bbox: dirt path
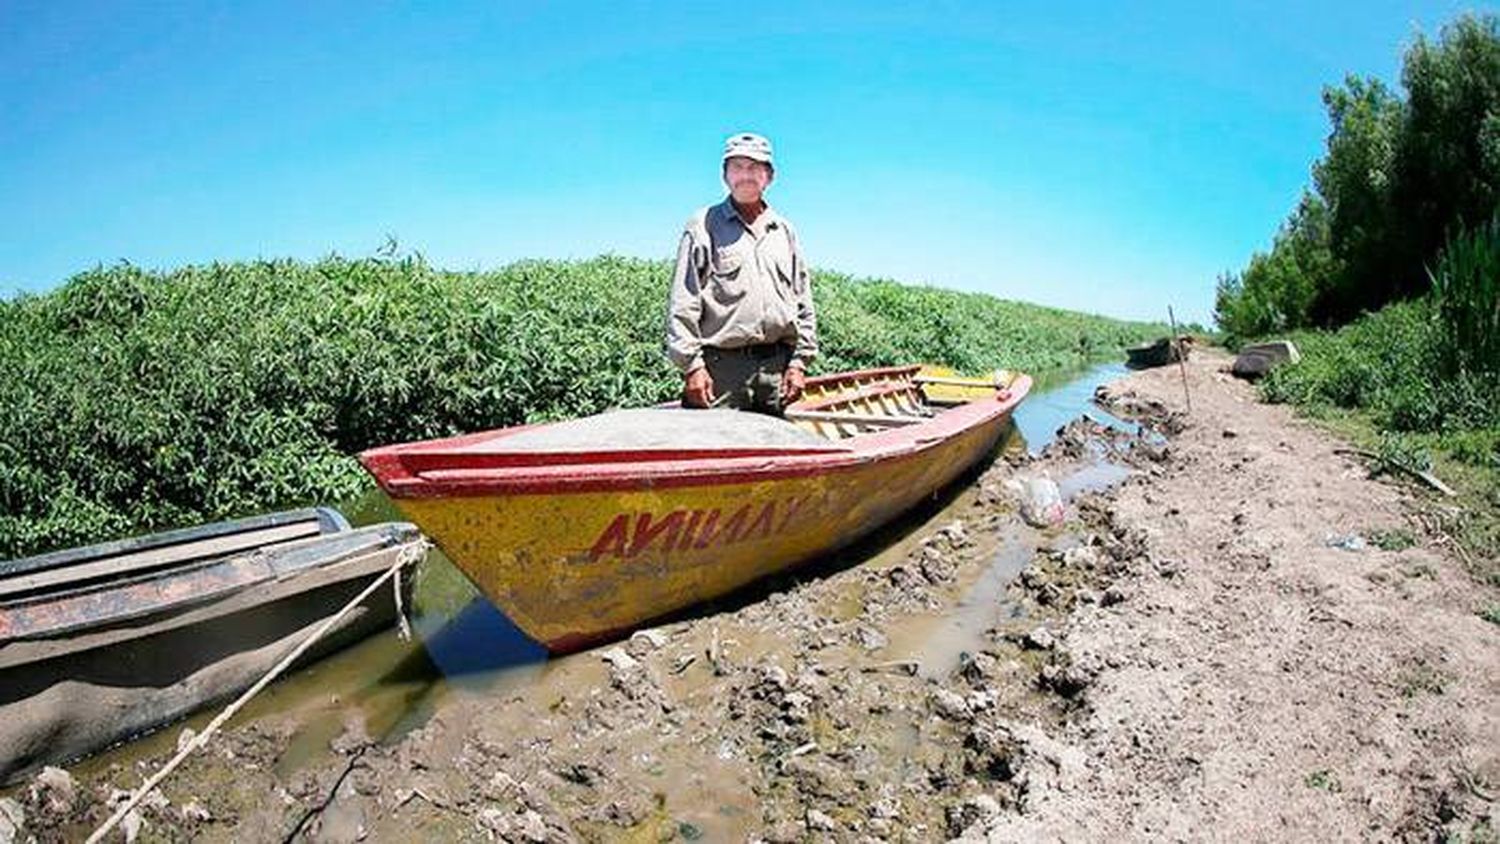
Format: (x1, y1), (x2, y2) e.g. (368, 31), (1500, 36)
(14, 350), (1498, 842)
(975, 352), (1499, 842)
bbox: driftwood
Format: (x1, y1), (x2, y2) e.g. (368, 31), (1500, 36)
(1333, 447), (1457, 497)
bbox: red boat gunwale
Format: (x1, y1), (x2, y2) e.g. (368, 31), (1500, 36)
(358, 371), (1032, 498)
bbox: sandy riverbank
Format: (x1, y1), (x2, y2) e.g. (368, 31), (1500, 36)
(12, 349), (1497, 843)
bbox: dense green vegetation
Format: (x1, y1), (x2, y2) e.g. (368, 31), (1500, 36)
(1256, 209), (1500, 584)
(0, 256), (1162, 559)
(1214, 13), (1499, 339)
(1214, 11), (1498, 590)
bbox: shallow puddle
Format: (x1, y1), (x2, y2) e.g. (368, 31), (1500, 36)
(882, 455), (1131, 680)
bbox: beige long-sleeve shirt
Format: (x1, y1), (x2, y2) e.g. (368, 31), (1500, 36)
(665, 198), (818, 374)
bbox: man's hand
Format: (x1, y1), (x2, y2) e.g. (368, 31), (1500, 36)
(780, 365), (806, 406)
(684, 367), (715, 408)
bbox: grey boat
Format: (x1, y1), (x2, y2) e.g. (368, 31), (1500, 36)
(0, 507), (423, 783)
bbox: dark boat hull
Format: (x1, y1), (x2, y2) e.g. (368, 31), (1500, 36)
(0, 510), (422, 783)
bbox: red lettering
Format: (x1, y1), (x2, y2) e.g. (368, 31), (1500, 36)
(627, 510), (687, 557)
(697, 504), (750, 548)
(777, 496), (808, 531)
(676, 509), (706, 550)
(588, 496), (819, 562)
(588, 514), (630, 561)
(743, 501), (776, 541)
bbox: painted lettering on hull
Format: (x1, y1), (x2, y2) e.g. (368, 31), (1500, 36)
(588, 496), (813, 562)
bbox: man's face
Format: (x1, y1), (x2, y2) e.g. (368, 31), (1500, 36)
(724, 156), (773, 204)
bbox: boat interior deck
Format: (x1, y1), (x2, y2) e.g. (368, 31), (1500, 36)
(483, 407), (848, 453)
(0, 508), (350, 609)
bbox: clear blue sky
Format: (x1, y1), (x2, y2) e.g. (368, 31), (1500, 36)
(0, 1), (1473, 324)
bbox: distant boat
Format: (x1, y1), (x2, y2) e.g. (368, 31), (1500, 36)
(1232, 340), (1301, 380)
(0, 508), (422, 783)
(360, 364), (1032, 653)
(1126, 336), (1190, 369)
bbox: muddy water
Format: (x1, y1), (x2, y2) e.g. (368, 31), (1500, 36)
(73, 361), (1133, 783)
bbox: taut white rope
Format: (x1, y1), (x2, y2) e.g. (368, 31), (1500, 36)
(86, 540), (428, 843)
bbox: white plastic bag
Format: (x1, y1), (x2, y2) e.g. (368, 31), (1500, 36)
(1017, 475), (1064, 527)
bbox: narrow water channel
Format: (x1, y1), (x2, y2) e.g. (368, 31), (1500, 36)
(67, 361), (1136, 782)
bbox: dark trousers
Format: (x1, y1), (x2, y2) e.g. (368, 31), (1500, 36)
(692, 344), (791, 416)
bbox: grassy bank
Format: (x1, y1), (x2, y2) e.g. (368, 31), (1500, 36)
(1255, 299), (1499, 590)
(0, 255), (1164, 559)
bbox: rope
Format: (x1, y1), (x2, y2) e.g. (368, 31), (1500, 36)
(393, 561), (412, 642)
(86, 540), (428, 843)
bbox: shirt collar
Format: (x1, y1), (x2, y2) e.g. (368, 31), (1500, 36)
(718, 196), (781, 232)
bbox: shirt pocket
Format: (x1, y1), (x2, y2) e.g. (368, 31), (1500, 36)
(709, 245), (747, 300)
(766, 236), (799, 298)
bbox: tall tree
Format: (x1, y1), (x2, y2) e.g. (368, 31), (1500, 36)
(1395, 14), (1500, 293)
(1312, 76), (1404, 322)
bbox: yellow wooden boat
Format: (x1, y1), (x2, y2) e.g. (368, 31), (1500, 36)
(360, 364), (1031, 652)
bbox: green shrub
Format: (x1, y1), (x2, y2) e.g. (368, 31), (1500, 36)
(1430, 213), (1500, 380)
(0, 256), (1162, 559)
(1259, 298), (1496, 432)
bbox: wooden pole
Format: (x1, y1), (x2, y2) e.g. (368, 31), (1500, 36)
(1167, 306), (1192, 414)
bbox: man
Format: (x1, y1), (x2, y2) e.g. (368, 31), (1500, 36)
(665, 132), (817, 415)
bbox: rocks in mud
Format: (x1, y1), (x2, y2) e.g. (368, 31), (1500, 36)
(939, 519), (970, 546)
(477, 806), (550, 842)
(946, 793), (1003, 837)
(30, 766), (75, 815)
(626, 628), (667, 657)
(806, 808), (837, 831)
(598, 647), (670, 712)
(1039, 655), (1100, 698)
(1061, 545), (1101, 570)
(917, 544), (959, 584)
(557, 762), (604, 788)
(963, 724), (1020, 781)
(960, 651), (1003, 686)
(1101, 525), (1149, 566)
(1134, 438), (1172, 463)
(1022, 626), (1057, 651)
(330, 716), (374, 756)
(0, 798), (24, 844)
(931, 689), (974, 722)
(1095, 385), (1170, 420)
(852, 624), (888, 652)
(733, 663), (822, 735)
(599, 647), (638, 674)
(780, 754), (854, 803)
(596, 792), (654, 827)
(758, 817), (809, 843)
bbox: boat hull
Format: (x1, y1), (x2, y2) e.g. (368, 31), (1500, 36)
(0, 514), (422, 783)
(397, 412), (1007, 651)
(366, 368), (1031, 652)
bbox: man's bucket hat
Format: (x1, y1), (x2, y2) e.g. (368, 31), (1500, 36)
(723, 132), (773, 166)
